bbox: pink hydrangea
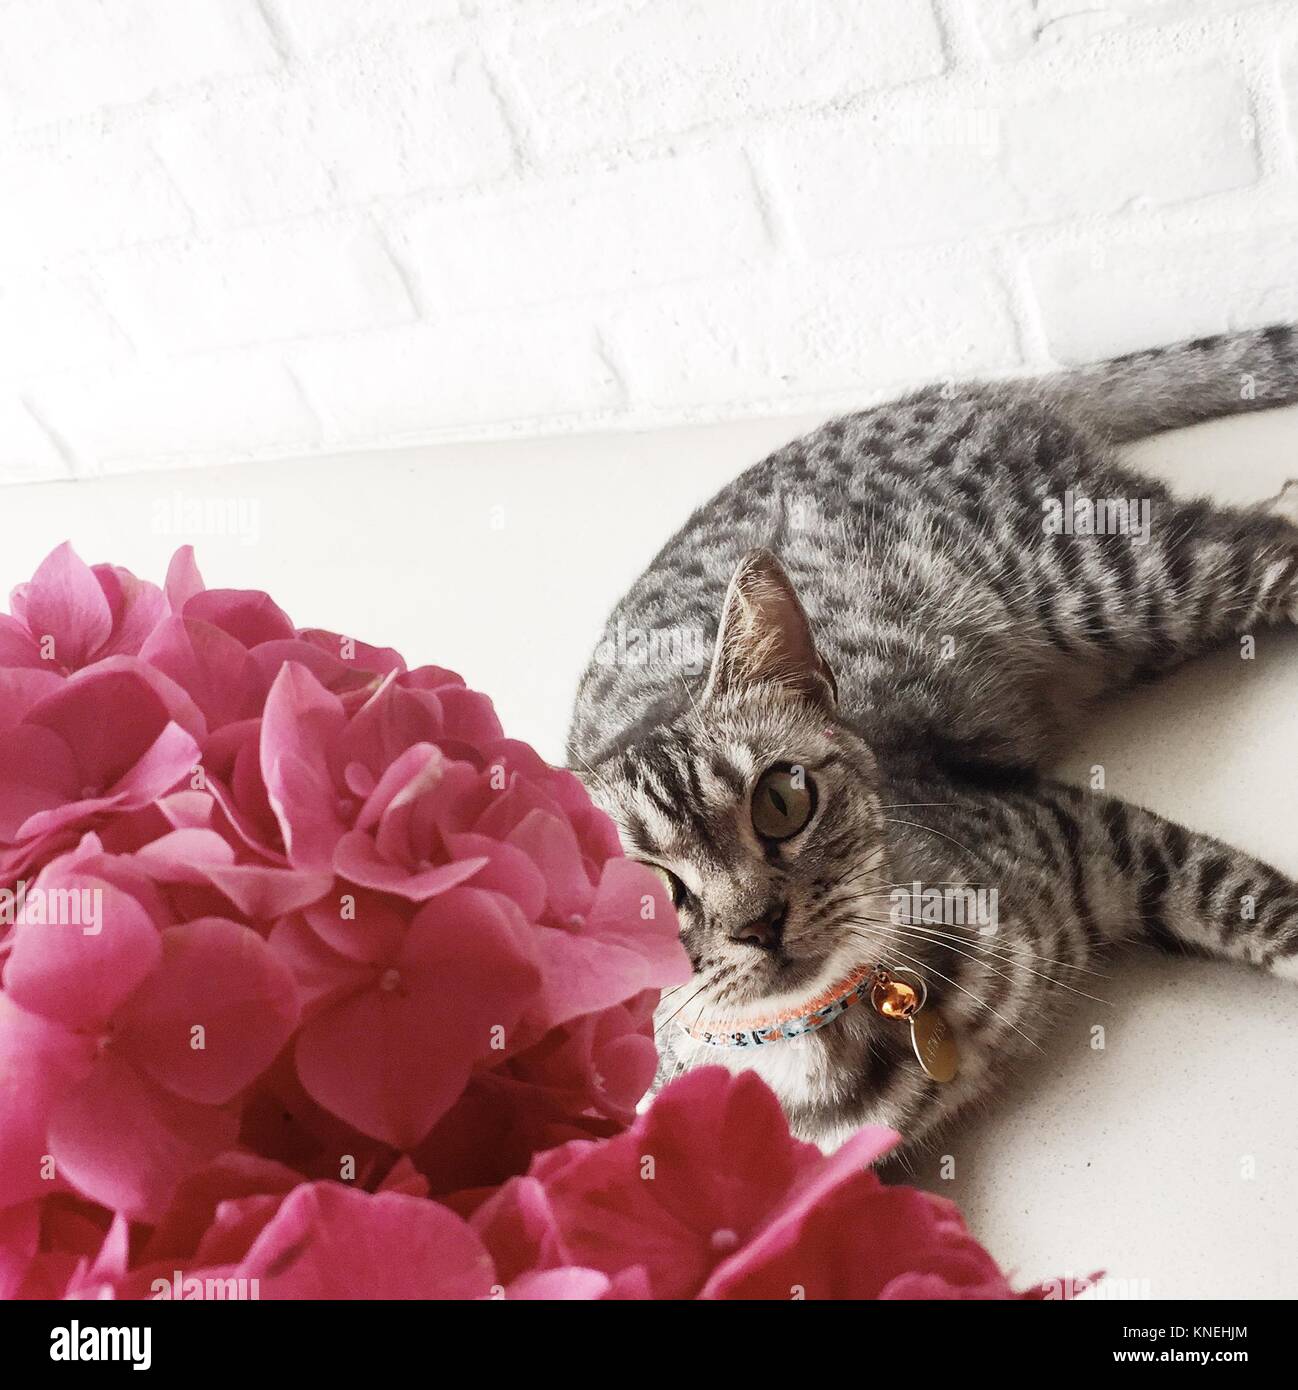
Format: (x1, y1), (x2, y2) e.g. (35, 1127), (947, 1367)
(0, 544), (1067, 1301)
(472, 1068), (1051, 1300)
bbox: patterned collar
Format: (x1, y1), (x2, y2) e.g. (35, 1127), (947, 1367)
(679, 962), (879, 1048)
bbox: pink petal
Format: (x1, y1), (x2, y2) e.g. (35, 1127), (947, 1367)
(0, 667), (64, 731)
(13, 719), (199, 843)
(133, 826), (331, 918)
(24, 665), (173, 788)
(584, 857), (693, 978)
(68, 653), (208, 740)
(141, 1151), (301, 1264)
(353, 740), (444, 837)
(700, 1129), (902, 1299)
(232, 1183), (495, 1299)
(507, 1267), (611, 1299)
(48, 1050), (238, 1220)
(268, 753), (348, 871)
(249, 638), (382, 707)
(104, 718), (201, 803)
(521, 1069), (825, 1298)
(267, 913), (375, 1015)
(445, 832), (547, 921)
(73, 1211), (132, 1296)
(91, 565), (167, 658)
(295, 888), (540, 1148)
(189, 1195), (284, 1268)
(203, 863), (334, 920)
(593, 1032), (658, 1108)
(0, 724), (79, 841)
(298, 628), (406, 675)
(156, 790), (219, 832)
(507, 809), (595, 921)
(13, 790), (124, 846)
(529, 926), (685, 1029)
(436, 685), (504, 749)
(302, 890), (408, 963)
(114, 917), (300, 1105)
(260, 663), (347, 871)
(4, 872), (162, 1030)
(11, 542), (113, 670)
(332, 830), (486, 901)
(139, 615), (265, 730)
(133, 827), (237, 875)
(0, 995), (95, 1208)
(0, 613), (44, 670)
(185, 588), (296, 647)
(164, 545), (205, 612)
(0, 1200), (40, 1300)
(376, 1155), (428, 1197)
(343, 681), (443, 773)
(471, 1175), (568, 1282)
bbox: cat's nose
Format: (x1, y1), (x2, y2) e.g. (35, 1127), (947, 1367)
(730, 901), (787, 950)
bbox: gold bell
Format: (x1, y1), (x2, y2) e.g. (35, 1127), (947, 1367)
(871, 972), (922, 1020)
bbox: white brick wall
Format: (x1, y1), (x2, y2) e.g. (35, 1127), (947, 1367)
(1, 0), (1297, 482)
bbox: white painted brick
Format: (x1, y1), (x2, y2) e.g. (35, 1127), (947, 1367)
(767, 67), (1258, 257)
(976, 0), (1274, 59)
(1003, 68), (1259, 217)
(309, 39), (516, 200)
(1028, 226), (1298, 363)
(267, 0), (462, 56)
(1283, 47), (1298, 150)
(605, 255), (1021, 410)
(291, 316), (622, 440)
(152, 84), (338, 230)
(0, 396), (70, 483)
(504, 0), (945, 156)
(27, 354), (321, 473)
(0, 1), (1290, 468)
(154, 39), (517, 232)
(0, 272), (126, 380)
(765, 107), (1016, 256)
(0, 127), (192, 262)
(387, 149), (772, 313)
(91, 222), (417, 355)
(0, 0), (279, 131)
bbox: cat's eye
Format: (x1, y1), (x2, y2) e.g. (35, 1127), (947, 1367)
(640, 863), (685, 908)
(751, 765), (816, 842)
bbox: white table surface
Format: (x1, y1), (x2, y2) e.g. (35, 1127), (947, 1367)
(4, 402), (1297, 1299)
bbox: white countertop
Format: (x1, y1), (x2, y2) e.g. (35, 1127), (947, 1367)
(5, 402), (1297, 1299)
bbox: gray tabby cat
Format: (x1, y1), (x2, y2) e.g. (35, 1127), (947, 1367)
(568, 325), (1298, 1157)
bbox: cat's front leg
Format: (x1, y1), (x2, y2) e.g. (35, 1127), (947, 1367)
(1036, 781), (1298, 978)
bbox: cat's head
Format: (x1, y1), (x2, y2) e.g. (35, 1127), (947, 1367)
(583, 548), (887, 1017)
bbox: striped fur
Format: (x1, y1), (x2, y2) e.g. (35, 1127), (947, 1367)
(568, 326), (1298, 1155)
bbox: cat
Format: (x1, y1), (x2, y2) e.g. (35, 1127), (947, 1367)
(567, 324), (1298, 1158)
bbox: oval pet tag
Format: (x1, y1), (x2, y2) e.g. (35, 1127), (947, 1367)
(910, 1007), (959, 1083)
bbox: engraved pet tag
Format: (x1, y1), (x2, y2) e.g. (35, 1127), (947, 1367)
(910, 1007), (959, 1083)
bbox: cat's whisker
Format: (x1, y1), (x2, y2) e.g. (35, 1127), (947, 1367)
(826, 900), (1109, 977)
(675, 671), (706, 730)
(814, 869), (1107, 973)
(841, 913), (1110, 1006)
(880, 816), (982, 863)
(655, 976), (719, 1037)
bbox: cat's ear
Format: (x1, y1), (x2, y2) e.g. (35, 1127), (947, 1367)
(703, 548), (837, 708)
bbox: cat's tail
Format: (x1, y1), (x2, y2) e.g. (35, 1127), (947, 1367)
(1043, 323), (1298, 444)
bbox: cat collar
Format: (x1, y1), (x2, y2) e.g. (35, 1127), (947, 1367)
(679, 963), (958, 1082)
